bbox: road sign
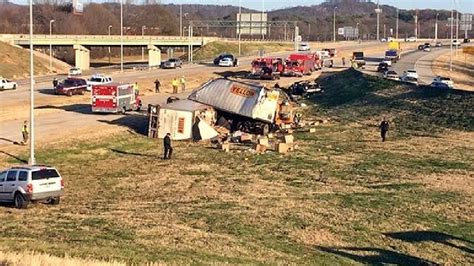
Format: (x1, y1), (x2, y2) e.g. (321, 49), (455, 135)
(460, 14), (472, 31)
(236, 13), (267, 36)
(73, 0), (83, 15)
(338, 27), (344, 36)
(342, 26), (358, 38)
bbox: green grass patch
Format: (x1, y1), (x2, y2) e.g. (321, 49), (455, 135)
(193, 41), (293, 61)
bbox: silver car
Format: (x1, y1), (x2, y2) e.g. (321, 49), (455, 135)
(161, 58), (183, 69)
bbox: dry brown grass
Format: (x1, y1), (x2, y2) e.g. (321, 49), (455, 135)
(432, 50), (474, 91)
(0, 251), (126, 266)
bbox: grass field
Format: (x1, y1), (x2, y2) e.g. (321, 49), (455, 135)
(193, 41), (293, 61)
(0, 69), (472, 264)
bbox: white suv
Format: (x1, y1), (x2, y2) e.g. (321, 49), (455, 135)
(0, 165), (64, 209)
(87, 75), (113, 91)
(0, 77), (17, 90)
(433, 76), (454, 87)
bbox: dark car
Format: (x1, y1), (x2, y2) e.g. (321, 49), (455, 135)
(54, 78), (87, 96)
(377, 62), (389, 73)
(463, 38), (471, 43)
(430, 81), (451, 89)
(213, 54), (234, 65)
(287, 81), (322, 99)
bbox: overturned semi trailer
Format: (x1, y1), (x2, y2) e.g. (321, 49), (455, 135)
(148, 100), (218, 140)
(188, 78), (294, 135)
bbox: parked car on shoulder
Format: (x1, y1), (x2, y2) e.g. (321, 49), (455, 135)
(433, 76), (454, 88)
(384, 70), (399, 81)
(55, 77), (87, 96)
(68, 67), (82, 76)
(87, 74), (113, 91)
(401, 75), (418, 85)
(430, 81), (451, 89)
(0, 165), (64, 209)
(0, 77), (17, 90)
(463, 38), (471, 43)
(213, 54), (234, 65)
(161, 58), (183, 69)
(403, 69), (419, 79)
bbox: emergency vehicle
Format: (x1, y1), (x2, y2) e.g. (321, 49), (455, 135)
(91, 83), (142, 113)
(250, 57), (284, 80)
(283, 53), (316, 77)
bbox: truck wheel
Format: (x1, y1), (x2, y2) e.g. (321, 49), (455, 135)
(14, 192), (29, 209)
(49, 197), (60, 205)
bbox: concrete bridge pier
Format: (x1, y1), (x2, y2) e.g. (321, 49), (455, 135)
(74, 44), (90, 70)
(148, 45), (161, 67)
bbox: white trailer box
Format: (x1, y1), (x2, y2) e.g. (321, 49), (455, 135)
(157, 100), (217, 140)
(188, 78), (280, 123)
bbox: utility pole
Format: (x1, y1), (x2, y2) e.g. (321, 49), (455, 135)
(383, 24), (386, 39)
(375, 1), (382, 41)
(435, 13), (439, 42)
(238, 0), (241, 56)
(414, 10), (418, 39)
(179, 4), (183, 37)
(308, 22), (311, 41)
(456, 8), (459, 56)
(450, 8), (454, 71)
(333, 6), (337, 42)
(120, 0), (123, 73)
(108, 25), (112, 65)
(261, 0), (265, 40)
(49, 19), (54, 73)
(29, 0), (35, 165)
(141, 25), (146, 61)
(396, 8), (399, 40)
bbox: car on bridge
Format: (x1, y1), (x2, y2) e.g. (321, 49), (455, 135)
(55, 77), (87, 96)
(0, 77), (17, 90)
(161, 58), (183, 69)
(87, 74), (113, 91)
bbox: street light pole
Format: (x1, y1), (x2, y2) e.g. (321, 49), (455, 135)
(49, 19), (54, 73)
(357, 22), (360, 48)
(120, 0), (123, 72)
(455, 8), (459, 56)
(435, 13), (439, 42)
(29, 0), (35, 165)
(396, 8), (399, 40)
(261, 0), (265, 40)
(333, 6), (337, 43)
(141, 25), (146, 61)
(450, 7), (454, 71)
(108, 25), (112, 65)
(238, 0), (241, 56)
(180, 4), (183, 37)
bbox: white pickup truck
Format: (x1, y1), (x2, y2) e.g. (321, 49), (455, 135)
(0, 77), (18, 90)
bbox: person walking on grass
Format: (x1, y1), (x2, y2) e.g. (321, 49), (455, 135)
(21, 120), (28, 145)
(154, 79), (161, 93)
(379, 117), (390, 142)
(342, 57), (346, 67)
(180, 76), (186, 92)
(163, 133), (173, 160)
(171, 78), (179, 94)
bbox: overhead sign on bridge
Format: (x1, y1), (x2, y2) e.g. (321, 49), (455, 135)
(236, 13), (267, 36)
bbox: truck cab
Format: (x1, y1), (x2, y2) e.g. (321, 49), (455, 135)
(352, 52), (366, 68)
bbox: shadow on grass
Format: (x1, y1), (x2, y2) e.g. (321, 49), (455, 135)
(110, 148), (154, 157)
(213, 70), (252, 79)
(385, 231), (474, 255)
(0, 151), (28, 164)
(0, 138), (21, 145)
(316, 246), (439, 265)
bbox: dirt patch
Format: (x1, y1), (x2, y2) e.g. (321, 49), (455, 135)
(432, 50), (474, 91)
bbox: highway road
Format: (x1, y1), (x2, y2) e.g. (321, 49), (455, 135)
(0, 41), (425, 150)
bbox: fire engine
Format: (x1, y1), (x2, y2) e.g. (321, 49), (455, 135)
(91, 83), (142, 113)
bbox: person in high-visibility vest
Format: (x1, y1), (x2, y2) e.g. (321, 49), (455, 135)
(21, 120), (28, 145)
(171, 78), (179, 94)
(180, 76), (186, 92)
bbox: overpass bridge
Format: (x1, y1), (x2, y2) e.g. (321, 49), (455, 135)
(0, 34), (215, 70)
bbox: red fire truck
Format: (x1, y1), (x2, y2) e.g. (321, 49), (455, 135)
(91, 83), (142, 113)
(283, 53), (316, 77)
(250, 57), (284, 80)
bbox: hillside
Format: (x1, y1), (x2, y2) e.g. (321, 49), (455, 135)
(0, 42), (69, 79)
(0, 1), (469, 41)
